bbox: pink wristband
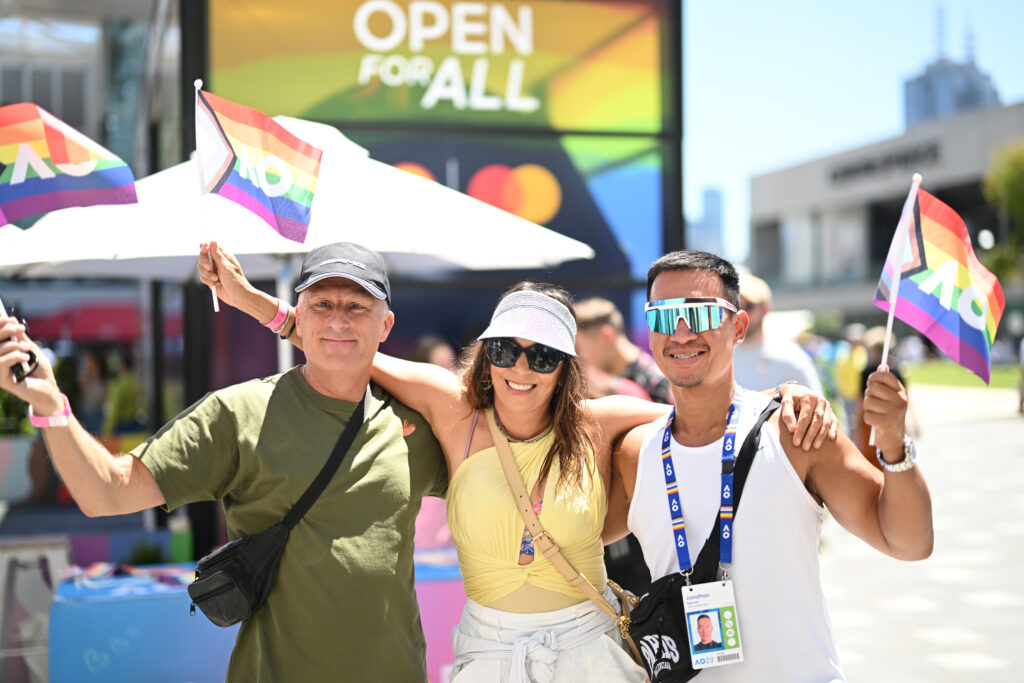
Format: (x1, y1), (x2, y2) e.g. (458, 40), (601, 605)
(28, 393), (72, 428)
(263, 299), (288, 330)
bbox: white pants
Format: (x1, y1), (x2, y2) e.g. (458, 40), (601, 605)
(451, 587), (647, 683)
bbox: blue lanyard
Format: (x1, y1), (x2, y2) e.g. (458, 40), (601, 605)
(660, 393), (743, 575)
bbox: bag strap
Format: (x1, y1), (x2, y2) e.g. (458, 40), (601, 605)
(485, 410), (619, 620)
(732, 396), (781, 513)
(282, 387), (369, 530)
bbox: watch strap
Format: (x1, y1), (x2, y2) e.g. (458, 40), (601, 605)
(876, 435), (916, 473)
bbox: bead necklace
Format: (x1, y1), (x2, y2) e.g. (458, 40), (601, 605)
(493, 406), (553, 444)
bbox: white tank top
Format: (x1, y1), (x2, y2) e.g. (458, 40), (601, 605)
(627, 387), (844, 683)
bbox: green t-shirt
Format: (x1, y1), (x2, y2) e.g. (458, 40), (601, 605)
(133, 367), (447, 682)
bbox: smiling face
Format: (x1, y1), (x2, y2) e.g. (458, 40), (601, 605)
(489, 337), (563, 418)
(648, 269), (747, 390)
(294, 279), (393, 374)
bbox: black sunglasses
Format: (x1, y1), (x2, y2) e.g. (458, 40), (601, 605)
(484, 338), (566, 374)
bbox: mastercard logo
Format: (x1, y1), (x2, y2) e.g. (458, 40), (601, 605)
(393, 161), (562, 225)
(466, 164), (562, 225)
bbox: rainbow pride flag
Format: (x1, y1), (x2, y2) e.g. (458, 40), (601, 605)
(195, 89), (322, 243)
(0, 103), (137, 228)
(874, 186), (1004, 383)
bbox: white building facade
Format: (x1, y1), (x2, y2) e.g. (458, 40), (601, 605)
(749, 102), (1024, 317)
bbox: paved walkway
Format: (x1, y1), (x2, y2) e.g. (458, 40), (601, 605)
(821, 385), (1024, 682)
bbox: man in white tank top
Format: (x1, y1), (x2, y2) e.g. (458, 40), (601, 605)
(605, 251), (934, 682)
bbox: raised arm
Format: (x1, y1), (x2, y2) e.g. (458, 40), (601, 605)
(603, 423), (648, 544)
(198, 242), (463, 429)
(796, 369), (932, 560)
(370, 352), (464, 427)
(198, 241), (305, 350)
(0, 317), (164, 516)
(586, 394), (670, 447)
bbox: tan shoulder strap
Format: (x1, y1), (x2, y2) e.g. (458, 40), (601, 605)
(485, 409), (619, 621)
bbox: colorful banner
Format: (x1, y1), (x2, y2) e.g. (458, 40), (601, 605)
(874, 187), (1005, 383)
(0, 102), (137, 228)
(209, 0), (672, 134)
(195, 89), (323, 242)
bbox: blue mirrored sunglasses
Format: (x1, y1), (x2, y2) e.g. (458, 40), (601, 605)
(644, 297), (737, 335)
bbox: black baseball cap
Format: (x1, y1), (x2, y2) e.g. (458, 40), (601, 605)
(294, 242), (391, 307)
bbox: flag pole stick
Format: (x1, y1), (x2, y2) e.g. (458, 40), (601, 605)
(870, 172), (922, 446)
(0, 297), (32, 378)
(194, 78), (219, 313)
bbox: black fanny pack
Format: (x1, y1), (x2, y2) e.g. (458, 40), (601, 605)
(627, 398), (780, 682)
(188, 390), (367, 627)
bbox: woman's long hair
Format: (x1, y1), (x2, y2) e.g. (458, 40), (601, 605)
(461, 282), (594, 494)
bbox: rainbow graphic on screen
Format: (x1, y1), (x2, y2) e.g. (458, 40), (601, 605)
(0, 102), (137, 228)
(195, 89), (322, 243)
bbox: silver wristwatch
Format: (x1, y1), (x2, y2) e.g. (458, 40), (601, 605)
(876, 435), (917, 473)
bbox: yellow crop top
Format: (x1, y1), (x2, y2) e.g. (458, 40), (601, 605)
(447, 428), (607, 606)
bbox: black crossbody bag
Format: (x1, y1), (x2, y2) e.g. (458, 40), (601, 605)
(188, 390), (367, 627)
(627, 398), (780, 683)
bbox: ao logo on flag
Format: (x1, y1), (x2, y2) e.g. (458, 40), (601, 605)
(235, 148), (292, 198)
(8, 145), (98, 182)
(919, 260), (988, 330)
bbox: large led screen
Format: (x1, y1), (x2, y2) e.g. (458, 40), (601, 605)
(209, 0), (674, 134)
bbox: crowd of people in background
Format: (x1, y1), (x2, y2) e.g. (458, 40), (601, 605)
(0, 345), (147, 437)
(3, 284), (1017, 449)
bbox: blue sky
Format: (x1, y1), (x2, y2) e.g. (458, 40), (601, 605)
(684, 0), (1024, 263)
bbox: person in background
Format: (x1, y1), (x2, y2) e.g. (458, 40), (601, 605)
(836, 322), (869, 432)
(574, 297), (673, 404)
(410, 334), (458, 371)
(101, 350), (145, 435)
(77, 349), (107, 434)
(797, 329), (849, 433)
(854, 326), (919, 463)
(573, 297), (668, 594)
(733, 272), (824, 395)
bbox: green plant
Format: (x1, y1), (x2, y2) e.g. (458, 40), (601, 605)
(983, 139), (1024, 257)
(124, 537), (167, 566)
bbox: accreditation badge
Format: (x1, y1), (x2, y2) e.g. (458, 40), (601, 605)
(682, 579), (743, 670)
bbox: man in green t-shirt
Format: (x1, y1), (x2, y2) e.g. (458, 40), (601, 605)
(0, 242), (447, 681)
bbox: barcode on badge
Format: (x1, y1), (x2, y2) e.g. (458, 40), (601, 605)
(718, 653), (741, 662)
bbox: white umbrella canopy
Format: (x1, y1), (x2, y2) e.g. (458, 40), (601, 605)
(0, 117), (594, 280)
(0, 225), (25, 252)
